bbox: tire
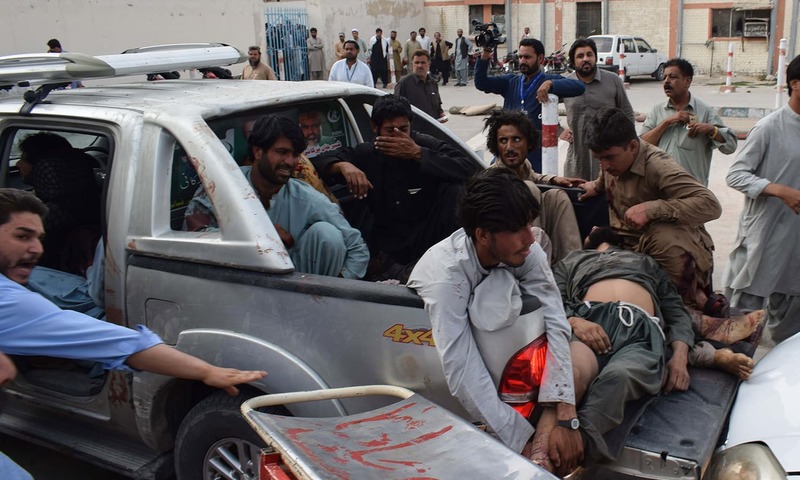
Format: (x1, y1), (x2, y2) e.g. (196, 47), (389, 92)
(653, 63), (665, 81)
(174, 391), (288, 480)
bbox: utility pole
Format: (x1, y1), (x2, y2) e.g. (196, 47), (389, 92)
(506, 0), (513, 49)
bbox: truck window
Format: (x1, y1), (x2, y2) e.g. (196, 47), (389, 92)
(205, 101), (353, 165)
(169, 141), (201, 231)
(634, 38), (652, 53)
(2, 128), (106, 276)
(622, 38), (636, 53)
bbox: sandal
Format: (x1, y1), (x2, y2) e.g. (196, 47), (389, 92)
(703, 292), (731, 318)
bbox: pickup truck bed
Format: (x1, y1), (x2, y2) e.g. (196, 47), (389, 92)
(590, 336), (760, 479)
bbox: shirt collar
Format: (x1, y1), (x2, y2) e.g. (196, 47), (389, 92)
(665, 92), (696, 112)
(627, 140), (649, 177)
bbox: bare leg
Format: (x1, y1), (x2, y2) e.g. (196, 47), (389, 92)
(691, 309), (765, 344)
(713, 348), (754, 380)
(530, 341), (598, 471)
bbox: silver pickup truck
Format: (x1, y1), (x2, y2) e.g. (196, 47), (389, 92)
(0, 47), (761, 480)
(0, 48), (553, 479)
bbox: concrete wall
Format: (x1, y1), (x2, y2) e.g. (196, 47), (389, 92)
(0, 0), (268, 76)
(0, 0), (425, 76)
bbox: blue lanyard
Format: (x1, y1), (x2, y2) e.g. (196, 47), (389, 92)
(346, 62), (358, 82)
(519, 71), (543, 109)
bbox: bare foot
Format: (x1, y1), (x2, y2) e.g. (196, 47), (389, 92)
(695, 310), (765, 344)
(713, 348), (754, 380)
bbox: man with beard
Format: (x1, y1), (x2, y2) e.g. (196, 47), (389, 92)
(430, 32), (453, 85)
(561, 38), (634, 180)
(368, 28), (390, 88)
(307, 27), (325, 80)
(394, 50), (446, 122)
(405, 31), (422, 69)
(0, 189), (267, 480)
(485, 111), (582, 264)
(453, 29), (472, 87)
(475, 38), (585, 172)
(389, 30), (404, 83)
(184, 115), (368, 279)
(417, 27), (431, 53)
(641, 58), (737, 186)
(407, 169), (583, 476)
(328, 40), (373, 87)
(241, 45), (278, 80)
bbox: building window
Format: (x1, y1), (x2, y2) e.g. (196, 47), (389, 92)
(576, 2), (602, 38)
(711, 9), (770, 38)
(469, 5), (483, 34)
(491, 5), (506, 35)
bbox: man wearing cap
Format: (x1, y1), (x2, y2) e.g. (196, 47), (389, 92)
(351, 29), (369, 63)
(475, 37), (584, 172)
(334, 32), (347, 61)
(241, 46), (278, 80)
(329, 40), (374, 88)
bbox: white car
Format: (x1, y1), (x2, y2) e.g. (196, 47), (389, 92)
(705, 332), (800, 478)
(588, 34), (667, 81)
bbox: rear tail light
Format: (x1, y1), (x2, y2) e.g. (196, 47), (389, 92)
(605, 57), (613, 65)
(260, 450), (297, 480)
(498, 335), (548, 419)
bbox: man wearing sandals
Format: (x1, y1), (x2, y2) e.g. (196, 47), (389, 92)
(579, 107), (729, 318)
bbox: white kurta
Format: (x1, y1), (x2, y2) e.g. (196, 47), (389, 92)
(328, 59), (374, 87)
(408, 229), (575, 453)
(724, 105), (800, 299)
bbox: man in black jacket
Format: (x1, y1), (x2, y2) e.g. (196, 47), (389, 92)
(315, 95), (480, 280)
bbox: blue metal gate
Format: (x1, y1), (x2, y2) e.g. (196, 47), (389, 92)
(265, 6), (309, 81)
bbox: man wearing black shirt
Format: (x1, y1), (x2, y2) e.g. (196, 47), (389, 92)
(394, 50), (446, 121)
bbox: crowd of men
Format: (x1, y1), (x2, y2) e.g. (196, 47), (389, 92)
(13, 31), (800, 478)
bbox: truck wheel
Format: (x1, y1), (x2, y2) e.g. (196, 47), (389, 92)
(654, 63), (665, 81)
(174, 391), (288, 480)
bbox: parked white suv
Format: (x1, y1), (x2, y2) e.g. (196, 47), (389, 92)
(588, 35), (667, 81)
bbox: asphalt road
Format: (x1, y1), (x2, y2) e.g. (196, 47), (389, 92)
(1, 71), (781, 479)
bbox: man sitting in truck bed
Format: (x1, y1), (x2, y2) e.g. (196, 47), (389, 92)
(315, 95), (481, 282)
(484, 110), (584, 264)
(578, 107), (729, 317)
(184, 115), (369, 279)
(533, 227), (763, 471)
(408, 169), (584, 476)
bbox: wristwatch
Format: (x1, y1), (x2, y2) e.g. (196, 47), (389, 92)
(556, 418), (580, 430)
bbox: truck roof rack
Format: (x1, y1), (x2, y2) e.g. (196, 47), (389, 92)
(0, 43), (246, 114)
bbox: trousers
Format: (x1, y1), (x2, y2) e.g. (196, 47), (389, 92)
(290, 222), (348, 277)
(572, 301), (666, 463)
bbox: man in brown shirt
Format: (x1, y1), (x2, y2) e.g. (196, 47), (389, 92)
(579, 107), (722, 312)
(334, 32), (346, 61)
(241, 46), (277, 80)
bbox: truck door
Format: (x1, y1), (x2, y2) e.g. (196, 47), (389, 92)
(634, 38), (658, 76)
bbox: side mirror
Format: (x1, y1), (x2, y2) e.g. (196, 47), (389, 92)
(652, 48), (657, 53)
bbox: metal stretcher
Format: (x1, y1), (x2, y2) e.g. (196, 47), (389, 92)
(241, 385), (557, 480)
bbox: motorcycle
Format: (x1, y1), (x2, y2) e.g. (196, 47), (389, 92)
(542, 43), (573, 75)
(501, 49), (519, 73)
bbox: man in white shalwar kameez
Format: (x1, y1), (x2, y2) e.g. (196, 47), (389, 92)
(724, 54), (800, 345)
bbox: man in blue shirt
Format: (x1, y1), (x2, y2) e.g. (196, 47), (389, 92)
(0, 188), (267, 478)
(474, 38), (585, 172)
(184, 115), (369, 279)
